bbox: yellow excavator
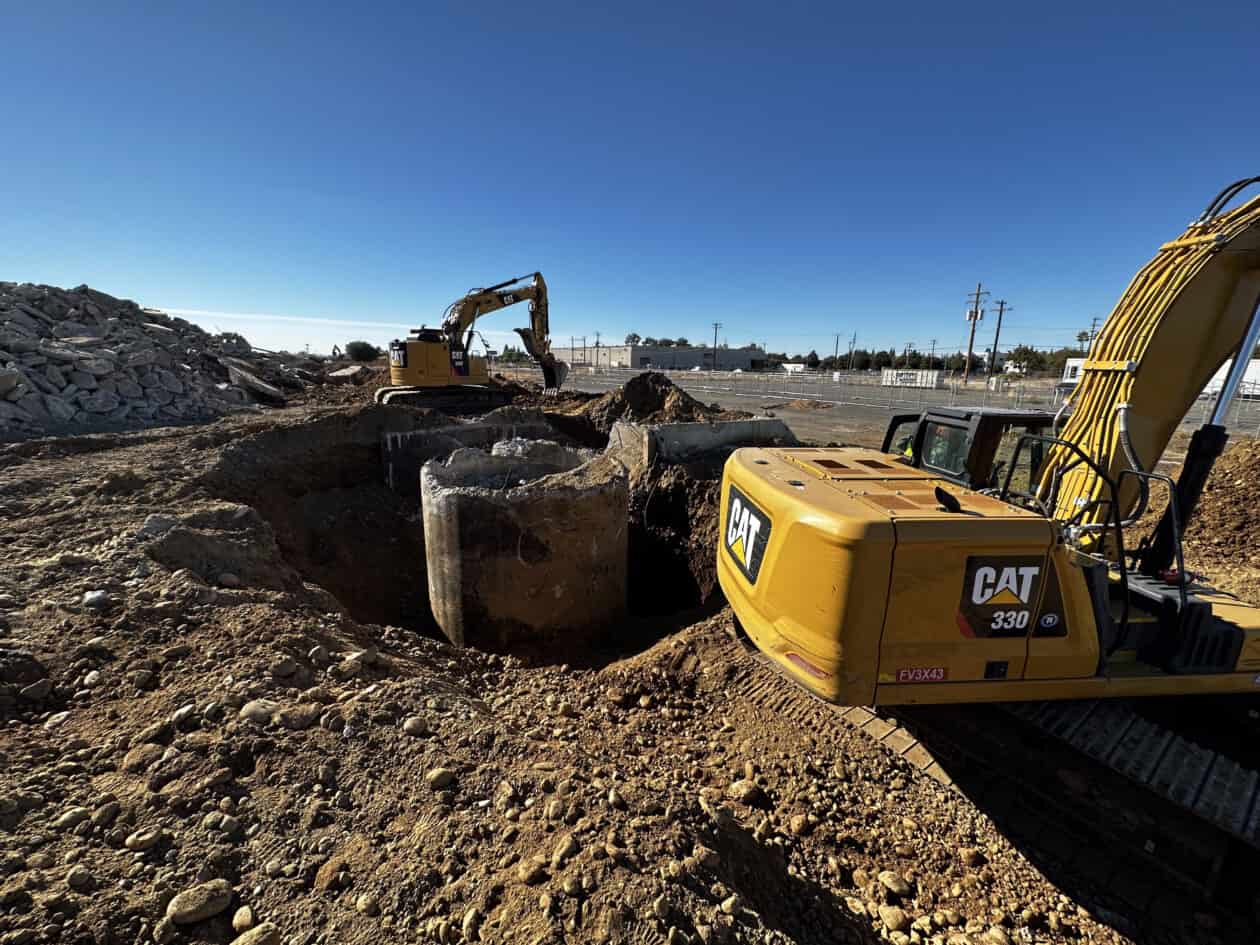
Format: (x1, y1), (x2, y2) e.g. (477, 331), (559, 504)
(720, 176), (1260, 709)
(376, 272), (568, 410)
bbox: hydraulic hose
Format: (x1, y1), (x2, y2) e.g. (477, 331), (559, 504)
(1035, 178), (1260, 557)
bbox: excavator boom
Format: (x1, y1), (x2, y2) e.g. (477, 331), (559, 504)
(440, 272), (568, 391)
(1037, 180), (1260, 556)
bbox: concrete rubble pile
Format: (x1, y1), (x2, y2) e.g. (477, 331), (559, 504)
(0, 281), (319, 435)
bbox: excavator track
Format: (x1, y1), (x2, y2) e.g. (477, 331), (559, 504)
(722, 624), (1260, 937)
(374, 384), (512, 414)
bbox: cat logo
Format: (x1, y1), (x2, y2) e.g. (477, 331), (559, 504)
(957, 555), (1045, 639)
(725, 485), (771, 583)
(971, 564), (1040, 606)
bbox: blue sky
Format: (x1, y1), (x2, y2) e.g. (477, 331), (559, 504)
(3, 2), (1257, 356)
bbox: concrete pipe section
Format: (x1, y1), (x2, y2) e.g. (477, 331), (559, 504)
(420, 441), (629, 650)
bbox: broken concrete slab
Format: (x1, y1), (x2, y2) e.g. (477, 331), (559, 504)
(607, 417), (797, 468)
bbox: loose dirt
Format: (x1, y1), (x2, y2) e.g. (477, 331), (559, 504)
(0, 380), (1199, 945)
(762, 400), (834, 412)
(1140, 437), (1260, 602)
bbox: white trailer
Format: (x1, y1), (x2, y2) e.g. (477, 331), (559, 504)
(880, 368), (945, 389)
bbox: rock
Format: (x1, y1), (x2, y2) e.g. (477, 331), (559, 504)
(878, 869), (912, 897)
(462, 907), (482, 942)
(81, 390), (121, 413)
(54, 806), (91, 830)
(726, 779), (764, 806)
(230, 924), (281, 945)
(82, 590), (110, 610)
(268, 656), (297, 677)
(65, 865), (94, 891)
(0, 370), (19, 395)
(218, 572), (242, 588)
(273, 703), (321, 730)
(551, 833), (579, 868)
(124, 827), (167, 851)
(355, 893), (380, 915)
(516, 858), (546, 885)
(983, 928), (1012, 945)
(122, 743), (164, 772)
(232, 906), (255, 932)
(166, 878), (233, 924)
(879, 905), (909, 932)
(720, 894), (740, 916)
(239, 699), (279, 724)
(402, 716), (430, 737)
(18, 678), (51, 701)
(959, 847), (985, 868)
(82, 669), (102, 687)
(328, 365), (369, 385)
(426, 767), (455, 789)
(789, 813), (813, 836)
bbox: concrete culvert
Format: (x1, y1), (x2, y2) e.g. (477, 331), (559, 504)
(421, 447), (629, 651)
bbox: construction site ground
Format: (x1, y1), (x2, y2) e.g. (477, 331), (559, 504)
(3, 372), (1258, 945)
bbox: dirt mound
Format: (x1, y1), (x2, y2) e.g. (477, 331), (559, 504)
(627, 458), (724, 615)
(1151, 437), (1260, 602)
(571, 372), (749, 435)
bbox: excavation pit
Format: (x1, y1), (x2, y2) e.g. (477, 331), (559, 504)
(188, 397), (791, 657)
(421, 446), (629, 650)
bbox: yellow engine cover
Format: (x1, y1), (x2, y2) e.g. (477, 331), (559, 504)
(718, 447), (1101, 705)
(389, 338), (488, 387)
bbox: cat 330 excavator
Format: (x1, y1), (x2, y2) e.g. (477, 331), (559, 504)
(376, 272), (568, 410)
(720, 176), (1260, 710)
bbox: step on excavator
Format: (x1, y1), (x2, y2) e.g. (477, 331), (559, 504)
(375, 272), (569, 411)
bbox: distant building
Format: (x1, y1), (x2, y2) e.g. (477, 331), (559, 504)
(548, 343), (766, 371)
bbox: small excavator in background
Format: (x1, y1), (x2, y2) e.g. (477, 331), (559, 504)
(375, 272), (568, 410)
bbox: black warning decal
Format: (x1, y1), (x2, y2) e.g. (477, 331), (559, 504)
(957, 555), (1045, 639)
(724, 484), (771, 584)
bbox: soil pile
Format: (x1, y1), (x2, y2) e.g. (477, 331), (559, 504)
(1151, 437), (1260, 602)
(570, 373), (750, 435)
(628, 458), (724, 615)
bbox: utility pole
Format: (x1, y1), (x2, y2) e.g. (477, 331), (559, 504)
(902, 341), (915, 368)
(988, 300), (1011, 376)
(570, 336), (574, 363)
(929, 338), (937, 369)
(594, 331), (601, 370)
(848, 332), (857, 371)
(962, 282), (989, 385)
(833, 332), (841, 365)
(1089, 315), (1101, 345)
(712, 321), (722, 371)
(580, 336), (587, 365)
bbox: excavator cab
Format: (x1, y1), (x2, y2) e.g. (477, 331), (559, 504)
(881, 407), (1055, 492)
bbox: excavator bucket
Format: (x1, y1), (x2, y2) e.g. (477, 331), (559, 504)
(541, 358), (569, 393)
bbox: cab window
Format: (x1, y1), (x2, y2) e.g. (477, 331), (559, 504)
(990, 424), (1045, 492)
(885, 418), (919, 460)
(921, 422), (970, 476)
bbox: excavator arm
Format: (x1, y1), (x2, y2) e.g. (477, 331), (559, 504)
(1036, 178), (1260, 564)
(440, 272), (568, 391)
